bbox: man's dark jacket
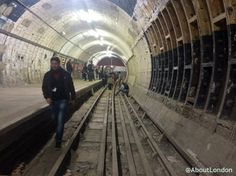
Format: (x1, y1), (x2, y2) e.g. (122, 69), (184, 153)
(42, 67), (76, 101)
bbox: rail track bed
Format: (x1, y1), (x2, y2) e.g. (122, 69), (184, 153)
(25, 87), (207, 176)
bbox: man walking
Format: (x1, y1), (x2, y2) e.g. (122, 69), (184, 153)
(42, 56), (76, 148)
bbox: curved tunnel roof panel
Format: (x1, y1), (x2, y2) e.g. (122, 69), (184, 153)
(4, 0), (137, 21)
(60, 28), (133, 61)
(8, 0), (140, 62)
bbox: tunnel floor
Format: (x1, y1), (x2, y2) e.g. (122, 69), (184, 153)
(22, 87), (198, 176)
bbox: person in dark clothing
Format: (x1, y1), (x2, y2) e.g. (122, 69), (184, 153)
(107, 73), (115, 90)
(115, 81), (129, 96)
(99, 70), (102, 80)
(82, 64), (87, 81)
(87, 61), (94, 81)
(95, 68), (99, 79)
(66, 59), (73, 75)
(42, 56), (76, 148)
(99, 66), (103, 80)
(102, 71), (108, 87)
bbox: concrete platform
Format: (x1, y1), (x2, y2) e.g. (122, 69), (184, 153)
(0, 80), (100, 133)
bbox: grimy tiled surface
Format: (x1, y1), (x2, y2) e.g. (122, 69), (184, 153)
(0, 80), (100, 131)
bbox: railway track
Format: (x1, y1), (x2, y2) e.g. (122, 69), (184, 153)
(44, 86), (209, 176)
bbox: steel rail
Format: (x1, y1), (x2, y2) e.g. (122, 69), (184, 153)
(48, 87), (107, 176)
(117, 96), (137, 176)
(120, 95), (154, 176)
(124, 95), (178, 176)
(130, 95), (211, 176)
(111, 86), (119, 176)
(97, 94), (110, 176)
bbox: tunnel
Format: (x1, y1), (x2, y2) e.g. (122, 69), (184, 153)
(0, 0), (236, 175)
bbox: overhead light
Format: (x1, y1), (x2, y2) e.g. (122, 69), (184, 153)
(106, 50), (112, 57)
(83, 29), (102, 38)
(90, 30), (99, 38)
(99, 37), (104, 46)
(70, 10), (102, 23)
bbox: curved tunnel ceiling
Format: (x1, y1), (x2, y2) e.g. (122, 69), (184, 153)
(6, 0), (141, 64)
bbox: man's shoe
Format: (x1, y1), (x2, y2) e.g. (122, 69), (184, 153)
(55, 142), (61, 148)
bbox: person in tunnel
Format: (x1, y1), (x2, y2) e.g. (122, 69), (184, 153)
(82, 63), (87, 81)
(99, 67), (103, 80)
(42, 56), (76, 148)
(95, 67), (99, 80)
(115, 80), (129, 96)
(107, 73), (114, 90)
(66, 59), (73, 75)
(101, 69), (108, 87)
(87, 61), (94, 81)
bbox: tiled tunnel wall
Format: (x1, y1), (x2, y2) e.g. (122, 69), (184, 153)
(0, 33), (53, 86)
(0, 0), (84, 87)
(128, 36), (151, 90)
(138, 0), (236, 121)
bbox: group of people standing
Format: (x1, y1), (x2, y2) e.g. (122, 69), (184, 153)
(65, 59), (102, 81)
(102, 71), (129, 97)
(82, 62), (96, 81)
(81, 61), (107, 82)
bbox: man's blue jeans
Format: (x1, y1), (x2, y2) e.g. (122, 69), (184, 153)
(50, 99), (68, 143)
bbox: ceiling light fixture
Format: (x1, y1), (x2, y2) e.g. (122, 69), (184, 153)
(69, 9), (102, 23)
